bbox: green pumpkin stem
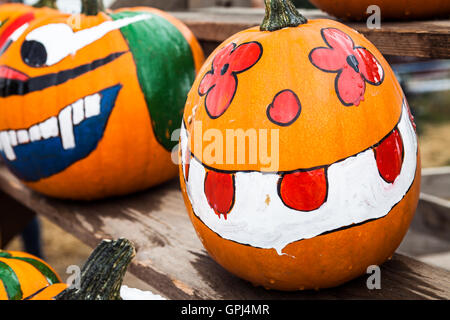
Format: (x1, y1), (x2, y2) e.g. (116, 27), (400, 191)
(33, 0), (57, 8)
(260, 0), (308, 32)
(81, 0), (105, 16)
(56, 238), (135, 300)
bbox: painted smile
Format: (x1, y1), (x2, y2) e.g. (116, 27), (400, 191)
(180, 100), (418, 254)
(0, 84), (122, 181)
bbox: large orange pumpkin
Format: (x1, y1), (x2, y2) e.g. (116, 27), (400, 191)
(309, 0), (450, 21)
(0, 250), (62, 300)
(179, 0), (420, 290)
(0, 0), (203, 199)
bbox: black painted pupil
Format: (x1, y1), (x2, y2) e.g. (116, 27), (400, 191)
(21, 40), (47, 67)
(221, 63), (229, 75)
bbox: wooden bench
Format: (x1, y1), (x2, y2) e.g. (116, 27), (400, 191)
(1, 8), (449, 300)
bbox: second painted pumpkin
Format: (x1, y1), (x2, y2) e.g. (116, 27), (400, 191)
(0, 250), (61, 300)
(0, 1), (203, 199)
(180, 0), (420, 290)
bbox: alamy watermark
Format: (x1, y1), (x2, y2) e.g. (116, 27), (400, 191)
(367, 5), (381, 29)
(366, 265), (381, 289)
(172, 121), (281, 171)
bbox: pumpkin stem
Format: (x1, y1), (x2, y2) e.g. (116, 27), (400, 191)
(56, 238), (135, 300)
(81, 0), (105, 16)
(33, 0), (57, 8)
(260, 0), (308, 32)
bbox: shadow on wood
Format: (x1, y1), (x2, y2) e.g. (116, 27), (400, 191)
(0, 191), (35, 248)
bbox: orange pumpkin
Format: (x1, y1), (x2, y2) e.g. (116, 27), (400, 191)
(0, 0), (203, 199)
(179, 0), (420, 290)
(309, 0), (450, 21)
(0, 250), (62, 300)
(0, 2), (57, 36)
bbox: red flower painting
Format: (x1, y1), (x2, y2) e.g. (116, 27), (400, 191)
(198, 41), (262, 119)
(309, 28), (384, 106)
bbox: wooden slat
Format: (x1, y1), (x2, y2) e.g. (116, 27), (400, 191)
(413, 167), (450, 241)
(0, 166), (449, 300)
(171, 8), (450, 58)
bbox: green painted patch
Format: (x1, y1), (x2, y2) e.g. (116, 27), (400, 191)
(0, 251), (60, 287)
(0, 18), (9, 29)
(0, 261), (22, 300)
(0, 252), (11, 258)
(109, 11), (196, 151)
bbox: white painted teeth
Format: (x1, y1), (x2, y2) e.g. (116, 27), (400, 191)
(39, 116), (59, 139)
(17, 130), (29, 144)
(72, 99), (84, 125)
(8, 131), (17, 147)
(29, 125), (42, 142)
(0, 131), (15, 161)
(0, 92), (103, 160)
(59, 105), (75, 150)
(84, 94), (101, 118)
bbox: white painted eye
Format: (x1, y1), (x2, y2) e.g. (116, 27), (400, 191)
(22, 23), (74, 67)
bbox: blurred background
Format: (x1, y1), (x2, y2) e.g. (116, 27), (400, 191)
(2, 0), (449, 290)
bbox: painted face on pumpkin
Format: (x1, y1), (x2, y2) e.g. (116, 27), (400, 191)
(0, 8), (200, 198)
(181, 100), (417, 253)
(0, 14), (150, 181)
(180, 22), (418, 254)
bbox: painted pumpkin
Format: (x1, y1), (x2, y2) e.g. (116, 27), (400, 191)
(309, 0), (450, 21)
(0, 0), (203, 199)
(0, 250), (61, 300)
(0, 2), (57, 37)
(24, 282), (67, 300)
(179, 0), (420, 290)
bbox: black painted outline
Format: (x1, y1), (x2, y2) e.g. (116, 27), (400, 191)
(266, 89), (302, 127)
(0, 51), (127, 97)
(198, 41), (263, 119)
(308, 27), (385, 107)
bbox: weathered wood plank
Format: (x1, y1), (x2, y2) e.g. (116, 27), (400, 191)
(0, 166), (449, 299)
(413, 167), (450, 241)
(171, 8), (450, 58)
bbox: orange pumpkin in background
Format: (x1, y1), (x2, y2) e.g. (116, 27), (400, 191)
(0, 250), (62, 300)
(180, 0), (420, 290)
(0, 0), (203, 199)
(309, 0), (450, 21)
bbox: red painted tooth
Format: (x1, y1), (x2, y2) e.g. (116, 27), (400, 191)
(204, 171), (235, 219)
(278, 167), (328, 212)
(183, 151), (191, 181)
(267, 89), (301, 126)
(405, 100), (417, 131)
(374, 128), (404, 183)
